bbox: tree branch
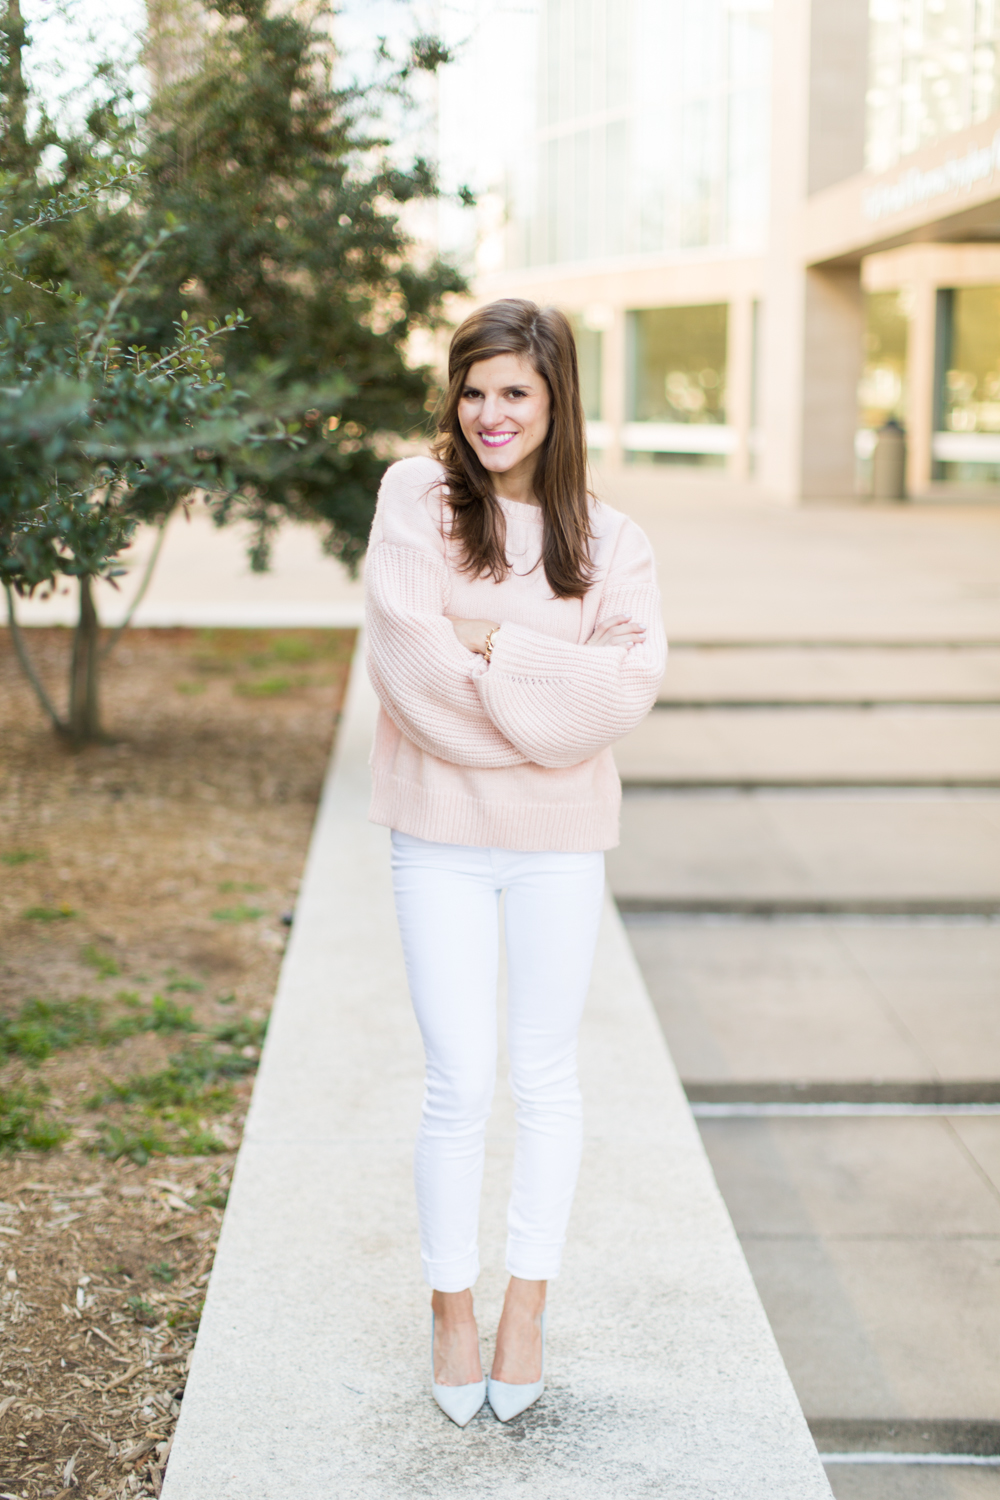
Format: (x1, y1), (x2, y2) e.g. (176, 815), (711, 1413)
(85, 231), (174, 364)
(4, 584), (68, 733)
(101, 516), (169, 660)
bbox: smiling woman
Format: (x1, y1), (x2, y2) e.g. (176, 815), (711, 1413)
(457, 354), (552, 486)
(363, 298), (667, 1430)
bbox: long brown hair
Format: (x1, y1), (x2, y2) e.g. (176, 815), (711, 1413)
(432, 299), (594, 598)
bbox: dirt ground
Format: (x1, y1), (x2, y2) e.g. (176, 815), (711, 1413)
(0, 625), (354, 1499)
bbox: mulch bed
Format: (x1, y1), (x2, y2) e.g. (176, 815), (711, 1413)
(0, 625), (354, 1499)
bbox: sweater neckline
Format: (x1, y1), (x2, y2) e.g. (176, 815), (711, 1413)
(496, 494), (544, 524)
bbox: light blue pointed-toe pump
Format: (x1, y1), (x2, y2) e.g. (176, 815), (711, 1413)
(430, 1313), (486, 1427)
(487, 1310), (546, 1422)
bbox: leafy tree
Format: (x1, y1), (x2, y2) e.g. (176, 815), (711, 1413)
(0, 193), (331, 743)
(140, 0), (466, 571)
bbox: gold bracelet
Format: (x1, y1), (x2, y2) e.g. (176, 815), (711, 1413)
(483, 627), (498, 662)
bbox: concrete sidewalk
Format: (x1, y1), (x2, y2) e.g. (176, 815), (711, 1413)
(3, 508), (365, 629)
(161, 646), (832, 1499)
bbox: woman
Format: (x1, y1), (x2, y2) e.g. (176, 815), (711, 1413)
(365, 298), (666, 1426)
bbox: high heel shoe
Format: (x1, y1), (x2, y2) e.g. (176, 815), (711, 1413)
(430, 1312), (486, 1427)
(487, 1310), (546, 1422)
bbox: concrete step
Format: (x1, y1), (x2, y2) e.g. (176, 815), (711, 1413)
(614, 708), (1000, 786)
(626, 918), (1000, 1087)
(657, 645), (1000, 705)
(699, 1114), (1000, 1424)
(160, 651), (831, 1500)
(608, 792), (1000, 906)
(618, 484), (1000, 642)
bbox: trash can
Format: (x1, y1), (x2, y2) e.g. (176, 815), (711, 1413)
(872, 418), (907, 501)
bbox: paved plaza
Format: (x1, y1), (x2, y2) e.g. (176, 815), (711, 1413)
(609, 472), (1000, 1498)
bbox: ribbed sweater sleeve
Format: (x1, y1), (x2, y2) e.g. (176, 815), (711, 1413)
(472, 524), (666, 769)
(365, 460), (528, 769)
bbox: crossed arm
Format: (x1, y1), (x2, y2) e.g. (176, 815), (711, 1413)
(448, 615), (647, 655)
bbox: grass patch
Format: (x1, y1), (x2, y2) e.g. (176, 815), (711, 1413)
(91, 1037), (258, 1114)
(82, 943), (121, 978)
(104, 994), (198, 1042)
(164, 971), (204, 994)
(127, 1296), (158, 1324)
(1, 849), (43, 867)
(0, 1085), (70, 1151)
(233, 675), (295, 697)
(0, 991), (203, 1068)
(149, 1262), (176, 1284)
(179, 1125), (227, 1155)
(0, 996), (105, 1064)
(175, 681), (207, 695)
(270, 637), (316, 663)
(167, 1299), (204, 1331)
(22, 904), (76, 922)
(217, 881), (263, 894)
(96, 1122), (168, 1165)
(195, 1175), (230, 1211)
(211, 904), (264, 923)
(212, 1015), (268, 1050)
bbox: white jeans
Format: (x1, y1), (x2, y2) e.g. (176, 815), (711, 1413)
(390, 831), (606, 1292)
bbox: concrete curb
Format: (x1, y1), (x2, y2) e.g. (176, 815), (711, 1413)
(161, 643), (832, 1498)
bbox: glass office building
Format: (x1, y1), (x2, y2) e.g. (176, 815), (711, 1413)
(454, 0), (1000, 498)
(507, 0), (771, 267)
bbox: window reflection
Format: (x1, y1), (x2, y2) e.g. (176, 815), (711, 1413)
(629, 306), (728, 426)
(569, 314), (604, 423)
(867, 0), (1000, 174)
(942, 285), (1000, 433)
(516, 0), (771, 269)
(859, 290), (910, 430)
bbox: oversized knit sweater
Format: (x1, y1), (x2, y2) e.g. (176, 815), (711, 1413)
(365, 455), (666, 851)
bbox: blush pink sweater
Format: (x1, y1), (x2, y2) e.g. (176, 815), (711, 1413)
(365, 456), (666, 851)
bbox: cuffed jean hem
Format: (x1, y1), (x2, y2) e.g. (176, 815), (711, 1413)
(506, 1239), (564, 1282)
(422, 1252), (480, 1294)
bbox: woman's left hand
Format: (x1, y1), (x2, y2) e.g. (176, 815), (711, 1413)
(586, 615), (647, 649)
(448, 617), (501, 655)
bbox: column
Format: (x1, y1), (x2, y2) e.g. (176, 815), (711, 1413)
(800, 265), (865, 498)
(600, 305), (627, 471)
(726, 296), (755, 482)
(759, 0), (870, 501)
(904, 277), (939, 497)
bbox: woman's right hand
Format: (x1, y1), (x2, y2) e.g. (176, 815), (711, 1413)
(586, 614), (647, 649)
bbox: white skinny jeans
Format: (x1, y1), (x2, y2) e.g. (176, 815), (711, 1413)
(390, 831), (606, 1292)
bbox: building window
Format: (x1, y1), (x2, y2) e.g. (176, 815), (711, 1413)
(932, 284), (1000, 480)
(514, 0), (771, 270)
(867, 0), (1000, 174)
(568, 314), (604, 422)
(629, 305), (728, 423)
(859, 290), (910, 430)
(625, 304), (730, 466)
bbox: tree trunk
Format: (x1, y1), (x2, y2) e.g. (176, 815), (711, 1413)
(68, 575), (103, 744)
(1, 0), (30, 169)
